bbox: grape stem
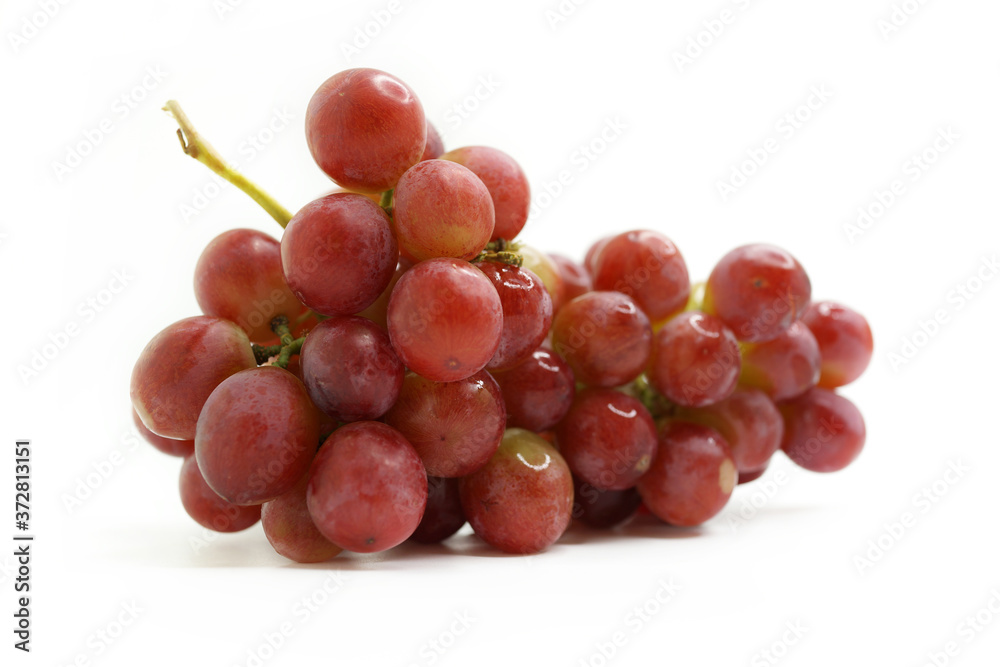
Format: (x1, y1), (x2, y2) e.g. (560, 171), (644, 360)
(163, 100), (293, 228)
(472, 238), (523, 267)
(379, 189), (393, 213)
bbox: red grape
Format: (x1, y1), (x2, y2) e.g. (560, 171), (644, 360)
(382, 370), (505, 477)
(703, 244), (811, 342)
(459, 428), (573, 554)
(519, 245), (565, 313)
(583, 236), (611, 275)
(393, 159), (494, 261)
(801, 301), (873, 388)
(195, 366), (319, 505)
(555, 388), (658, 490)
(572, 479), (641, 529)
(637, 421), (737, 527)
(779, 388), (866, 472)
(591, 230), (690, 324)
(131, 316), (256, 440)
(409, 476), (466, 544)
(194, 228), (305, 343)
(356, 258), (412, 331)
(550, 253), (593, 307)
(306, 68), (425, 193)
(440, 146), (530, 242)
(179, 456), (261, 532)
(299, 316), (404, 422)
(739, 321), (821, 401)
(281, 193), (398, 316)
(551, 291), (652, 387)
(387, 257), (502, 382)
(647, 311), (740, 407)
(132, 408), (193, 457)
(307, 422), (427, 553)
(262, 476), (343, 563)
(491, 347), (575, 432)
(421, 121), (444, 161)
(477, 261), (553, 371)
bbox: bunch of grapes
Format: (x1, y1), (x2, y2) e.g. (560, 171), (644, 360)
(130, 68), (872, 562)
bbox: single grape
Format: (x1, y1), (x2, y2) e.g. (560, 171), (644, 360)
(519, 245), (565, 313)
(356, 258), (412, 331)
(195, 366), (319, 505)
(800, 301), (874, 388)
(550, 253), (593, 307)
(132, 408), (193, 457)
(677, 387), (783, 477)
(551, 291), (652, 387)
(194, 228), (306, 344)
(491, 347), (575, 432)
(393, 160), (495, 261)
(459, 428), (573, 555)
(300, 316), (404, 422)
(779, 388), (866, 472)
(591, 230), (690, 324)
(555, 388), (658, 490)
(306, 68), (425, 192)
(179, 456), (261, 532)
(421, 121), (445, 161)
(572, 479), (641, 529)
(440, 146), (530, 242)
(131, 316), (256, 440)
(409, 476), (466, 544)
(262, 476), (343, 563)
(307, 422), (427, 553)
(477, 261), (553, 371)
(637, 421), (737, 527)
(281, 193), (398, 317)
(647, 311), (740, 407)
(583, 236), (611, 275)
(739, 321), (821, 401)
(382, 370), (505, 477)
(387, 257), (502, 382)
(703, 243), (811, 342)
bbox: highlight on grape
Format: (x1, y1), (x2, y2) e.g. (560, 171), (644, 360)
(129, 67), (873, 563)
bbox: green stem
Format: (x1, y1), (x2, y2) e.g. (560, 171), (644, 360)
(163, 100), (293, 228)
(274, 337), (304, 369)
(270, 315), (294, 347)
(379, 189), (393, 212)
(252, 343), (283, 365)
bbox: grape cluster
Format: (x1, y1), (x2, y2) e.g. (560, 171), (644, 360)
(131, 68), (872, 561)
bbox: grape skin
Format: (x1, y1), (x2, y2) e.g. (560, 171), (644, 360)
(647, 311), (741, 408)
(409, 476), (466, 544)
(491, 347), (575, 432)
(739, 320), (821, 402)
(441, 146), (530, 242)
(477, 261), (553, 371)
(179, 456), (261, 533)
(779, 388), (866, 473)
(801, 301), (874, 389)
(262, 476), (343, 563)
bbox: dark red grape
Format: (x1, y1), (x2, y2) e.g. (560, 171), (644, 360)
(306, 68), (425, 193)
(131, 316), (256, 440)
(195, 367), (319, 505)
(393, 159), (495, 261)
(281, 193), (398, 317)
(179, 456), (261, 532)
(801, 301), (873, 388)
(572, 479), (641, 529)
(703, 244), (811, 342)
(132, 408), (193, 457)
(779, 388), (866, 472)
(307, 422), (427, 553)
(382, 370), (505, 477)
(637, 421), (737, 527)
(387, 257), (502, 382)
(551, 291), (652, 387)
(555, 388), (658, 490)
(477, 261), (553, 371)
(299, 316), (404, 422)
(647, 311), (740, 407)
(491, 347), (575, 432)
(409, 476), (466, 544)
(262, 476), (343, 563)
(739, 321), (821, 401)
(459, 428), (573, 554)
(441, 146), (530, 242)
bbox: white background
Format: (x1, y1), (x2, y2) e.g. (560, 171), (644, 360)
(3, 0), (1000, 665)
